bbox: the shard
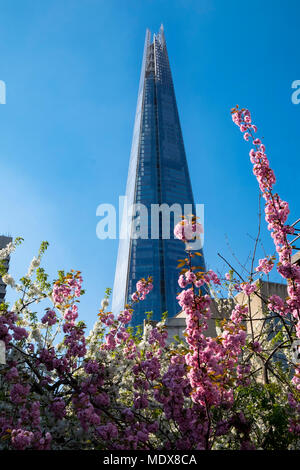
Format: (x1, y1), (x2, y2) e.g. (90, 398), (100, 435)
(112, 26), (205, 327)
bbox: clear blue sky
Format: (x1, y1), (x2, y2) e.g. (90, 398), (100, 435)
(1, 0), (299, 330)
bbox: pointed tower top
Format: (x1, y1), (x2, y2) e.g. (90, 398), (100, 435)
(152, 24), (166, 47)
(160, 24), (165, 43)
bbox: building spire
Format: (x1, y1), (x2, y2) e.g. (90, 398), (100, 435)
(159, 23), (166, 46)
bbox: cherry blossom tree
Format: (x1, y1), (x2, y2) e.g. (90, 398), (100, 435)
(0, 108), (299, 450)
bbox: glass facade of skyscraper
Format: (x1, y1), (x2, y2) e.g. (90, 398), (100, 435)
(112, 26), (205, 327)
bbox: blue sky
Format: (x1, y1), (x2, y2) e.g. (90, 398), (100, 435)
(0, 0), (299, 331)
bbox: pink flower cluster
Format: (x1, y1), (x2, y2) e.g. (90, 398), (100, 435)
(0, 312), (28, 347)
(255, 257), (274, 275)
(173, 245), (250, 447)
(52, 272), (82, 306)
(117, 309), (132, 324)
(178, 269), (220, 289)
(174, 218), (203, 242)
(230, 304), (248, 324)
(233, 107), (300, 330)
(41, 309), (57, 326)
(240, 282), (257, 296)
(233, 106), (300, 431)
(268, 295), (287, 317)
(131, 277), (153, 302)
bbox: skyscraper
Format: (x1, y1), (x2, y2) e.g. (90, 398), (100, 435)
(112, 26), (205, 327)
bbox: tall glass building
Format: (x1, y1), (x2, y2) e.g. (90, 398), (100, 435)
(112, 26), (205, 327)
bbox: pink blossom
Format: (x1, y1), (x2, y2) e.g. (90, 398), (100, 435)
(255, 257), (274, 274)
(41, 310), (57, 326)
(174, 219), (203, 242)
(241, 282), (257, 296)
(185, 270), (197, 283)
